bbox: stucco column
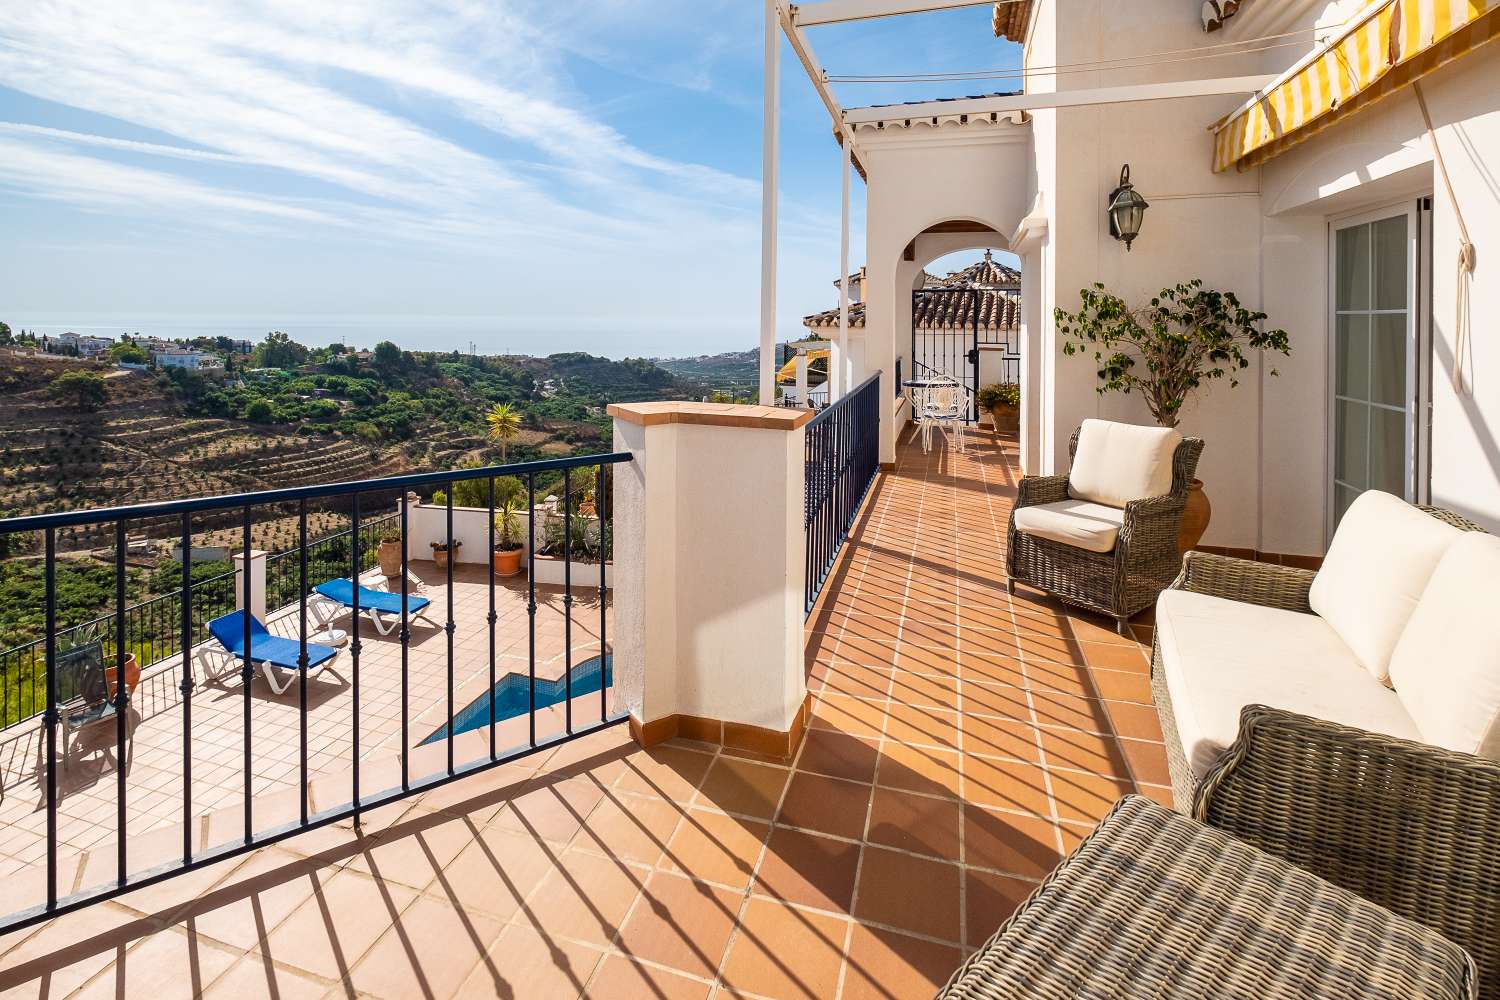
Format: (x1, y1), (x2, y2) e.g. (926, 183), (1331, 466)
(794, 352), (808, 407)
(608, 402), (812, 760)
(232, 549), (268, 622)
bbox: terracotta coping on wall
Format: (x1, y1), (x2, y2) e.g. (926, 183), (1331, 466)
(607, 401), (814, 431)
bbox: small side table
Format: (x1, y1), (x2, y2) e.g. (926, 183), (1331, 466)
(309, 627), (348, 648)
(941, 795), (1476, 999)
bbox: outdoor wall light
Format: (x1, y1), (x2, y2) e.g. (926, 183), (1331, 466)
(1107, 164), (1149, 251)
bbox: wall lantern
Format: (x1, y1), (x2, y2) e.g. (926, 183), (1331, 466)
(1107, 164), (1149, 251)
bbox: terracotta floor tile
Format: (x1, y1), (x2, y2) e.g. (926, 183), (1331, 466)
(569, 791), (683, 866)
(584, 954), (710, 1000)
(963, 756), (1052, 816)
(345, 894), (504, 1000)
(720, 896), (848, 999)
(841, 923), (963, 1000)
(521, 848), (647, 946)
(753, 828), (860, 912)
(201, 955), (329, 1000)
(1077, 639), (1151, 673)
(344, 810), (477, 889)
(962, 806), (1062, 878)
(964, 868), (1038, 947)
(958, 680), (1031, 721)
(612, 745), (716, 803)
(693, 757), (789, 820)
(776, 772), (873, 840)
(615, 871), (740, 979)
(261, 869), (417, 982)
(1048, 769), (1133, 825)
(888, 670), (961, 711)
(435, 823), (556, 922)
(1029, 689), (1115, 735)
(68, 927), (238, 1000)
(1091, 670), (1154, 705)
(816, 660), (895, 700)
(875, 742), (962, 799)
(1039, 728), (1133, 779)
(466, 923), (604, 999)
(962, 714), (1040, 762)
(1119, 739), (1172, 787)
(809, 693), (887, 738)
(795, 730), (880, 784)
(1103, 699), (1166, 742)
(866, 786), (961, 859)
(882, 702), (960, 751)
(490, 773), (608, 844)
(853, 847), (961, 942)
(661, 809), (769, 890)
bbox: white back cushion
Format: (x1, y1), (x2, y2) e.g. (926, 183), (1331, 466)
(1067, 419), (1182, 509)
(1389, 532), (1500, 759)
(1309, 491), (1463, 683)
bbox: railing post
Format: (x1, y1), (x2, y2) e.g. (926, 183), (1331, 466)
(609, 402), (811, 761)
(231, 549), (268, 623)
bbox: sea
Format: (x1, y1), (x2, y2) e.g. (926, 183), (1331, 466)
(3, 313), (742, 360)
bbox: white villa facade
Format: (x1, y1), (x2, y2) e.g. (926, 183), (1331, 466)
(764, 0), (1500, 560)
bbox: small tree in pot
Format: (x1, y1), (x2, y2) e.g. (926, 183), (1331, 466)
(429, 538), (461, 570)
(977, 382), (1020, 435)
(492, 497), (525, 577)
(377, 527), (403, 579)
(1054, 279), (1289, 551)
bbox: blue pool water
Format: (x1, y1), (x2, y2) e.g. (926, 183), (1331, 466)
(420, 655), (612, 744)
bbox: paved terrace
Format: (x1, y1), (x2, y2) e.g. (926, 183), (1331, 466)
(0, 429), (1172, 999)
(0, 566), (611, 879)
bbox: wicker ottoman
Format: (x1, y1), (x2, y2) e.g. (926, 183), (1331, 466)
(940, 796), (1476, 999)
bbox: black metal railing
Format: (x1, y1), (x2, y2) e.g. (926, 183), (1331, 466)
(0, 451), (627, 935)
(804, 373), (881, 613)
(264, 511), (398, 611)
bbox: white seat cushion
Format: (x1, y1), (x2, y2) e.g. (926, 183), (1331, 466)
(1388, 532), (1500, 759)
(1157, 588), (1421, 779)
(1012, 500), (1125, 554)
(1067, 419), (1182, 508)
(1309, 490), (1463, 683)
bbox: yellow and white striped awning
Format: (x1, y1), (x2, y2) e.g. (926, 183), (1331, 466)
(1213, 0), (1500, 172)
(775, 349), (830, 384)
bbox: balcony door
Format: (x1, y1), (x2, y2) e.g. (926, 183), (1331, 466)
(1329, 201), (1430, 538)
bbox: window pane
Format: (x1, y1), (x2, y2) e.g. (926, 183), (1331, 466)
(1373, 214), (1409, 311)
(1336, 223), (1371, 311)
(1336, 313), (1370, 400)
(1370, 312), (1408, 407)
(1370, 406), (1407, 495)
(1336, 399), (1368, 487)
(1335, 483), (1361, 528)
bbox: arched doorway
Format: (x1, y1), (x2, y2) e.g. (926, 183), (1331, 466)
(909, 246), (1021, 425)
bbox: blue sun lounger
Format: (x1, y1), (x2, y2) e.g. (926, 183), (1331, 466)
(206, 611), (339, 695)
(311, 578), (434, 636)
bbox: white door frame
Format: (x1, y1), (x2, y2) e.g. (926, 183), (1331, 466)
(1325, 199), (1430, 543)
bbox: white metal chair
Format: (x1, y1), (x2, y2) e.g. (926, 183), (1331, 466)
(922, 381), (965, 453)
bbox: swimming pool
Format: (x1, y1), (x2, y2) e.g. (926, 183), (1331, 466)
(420, 654), (612, 745)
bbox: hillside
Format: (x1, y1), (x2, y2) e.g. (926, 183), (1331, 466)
(653, 349), (758, 395)
(0, 348), (701, 555)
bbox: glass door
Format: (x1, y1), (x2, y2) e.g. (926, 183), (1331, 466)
(1329, 205), (1421, 536)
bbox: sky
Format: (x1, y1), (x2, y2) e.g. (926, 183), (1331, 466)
(0, 1), (1021, 358)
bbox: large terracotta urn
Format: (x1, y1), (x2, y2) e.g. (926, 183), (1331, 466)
(1178, 479), (1212, 555)
(104, 653), (140, 702)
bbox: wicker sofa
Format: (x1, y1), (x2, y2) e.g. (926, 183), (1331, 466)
(1151, 491), (1500, 995)
(1007, 419), (1203, 635)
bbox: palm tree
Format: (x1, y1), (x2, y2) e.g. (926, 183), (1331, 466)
(485, 402), (521, 462)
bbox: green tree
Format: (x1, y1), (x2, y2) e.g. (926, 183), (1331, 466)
(50, 370), (109, 412)
(244, 398), (275, 423)
(109, 343), (148, 364)
(372, 340), (402, 374)
(485, 402), (522, 462)
(0, 321), (12, 345)
(254, 331), (308, 370)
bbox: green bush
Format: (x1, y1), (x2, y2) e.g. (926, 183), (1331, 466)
(977, 383), (1020, 409)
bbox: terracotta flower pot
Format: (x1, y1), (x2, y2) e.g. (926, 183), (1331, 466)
(377, 540), (403, 578)
(1177, 479), (1212, 555)
(989, 404), (1020, 436)
(104, 653), (140, 702)
(432, 547), (454, 570)
(492, 547), (523, 577)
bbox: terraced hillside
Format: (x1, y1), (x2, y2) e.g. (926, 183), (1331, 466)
(0, 356), (413, 552)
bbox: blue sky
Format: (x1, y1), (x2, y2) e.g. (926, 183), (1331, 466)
(0, 2), (1020, 357)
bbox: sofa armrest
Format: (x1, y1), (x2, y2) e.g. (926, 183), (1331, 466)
(1015, 474), (1069, 509)
(1170, 550), (1315, 613)
(1195, 705), (1500, 996)
(1118, 493), (1186, 556)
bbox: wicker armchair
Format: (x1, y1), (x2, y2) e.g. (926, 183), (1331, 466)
(1006, 427), (1203, 634)
(1193, 705), (1500, 997)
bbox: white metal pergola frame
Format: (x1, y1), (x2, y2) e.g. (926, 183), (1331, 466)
(758, 0), (1276, 404)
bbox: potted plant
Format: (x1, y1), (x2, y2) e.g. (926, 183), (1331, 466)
(492, 497), (525, 577)
(377, 528), (403, 578)
(1055, 280), (1289, 553)
(429, 538), (461, 570)
(977, 382), (1021, 435)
